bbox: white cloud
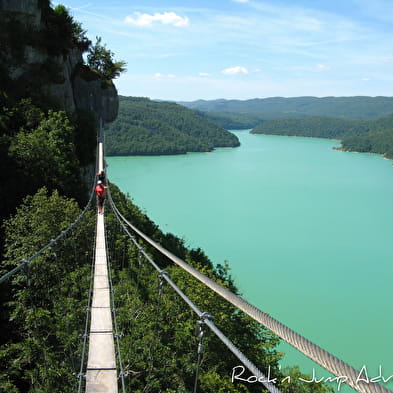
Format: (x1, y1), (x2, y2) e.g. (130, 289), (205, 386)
(316, 64), (331, 71)
(232, 0), (249, 3)
(125, 12), (189, 27)
(222, 66), (249, 75)
(154, 73), (176, 78)
(362, 77), (371, 81)
(199, 72), (211, 77)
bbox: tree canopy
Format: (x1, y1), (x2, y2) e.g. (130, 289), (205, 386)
(105, 96), (240, 156)
(251, 115), (393, 159)
(87, 36), (127, 80)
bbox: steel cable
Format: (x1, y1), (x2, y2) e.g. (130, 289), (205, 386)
(104, 211), (127, 393)
(107, 193), (283, 393)
(0, 187), (95, 285)
(76, 219), (97, 393)
(107, 185), (391, 393)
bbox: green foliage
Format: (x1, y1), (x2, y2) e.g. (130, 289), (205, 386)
(196, 110), (266, 130)
(252, 115), (393, 159)
(341, 128), (393, 158)
(105, 96), (240, 156)
(43, 4), (91, 55)
(87, 36), (127, 80)
(251, 117), (370, 139)
(0, 188), (96, 393)
(9, 109), (86, 200)
(0, 97), (94, 235)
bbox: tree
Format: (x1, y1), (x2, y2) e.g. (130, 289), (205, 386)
(45, 5), (91, 55)
(87, 36), (126, 80)
(8, 110), (85, 200)
(0, 188), (95, 393)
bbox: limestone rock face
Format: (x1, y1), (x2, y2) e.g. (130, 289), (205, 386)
(73, 75), (119, 124)
(0, 0), (42, 26)
(0, 0), (118, 124)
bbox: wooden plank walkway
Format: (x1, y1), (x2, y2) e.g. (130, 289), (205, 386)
(85, 212), (118, 393)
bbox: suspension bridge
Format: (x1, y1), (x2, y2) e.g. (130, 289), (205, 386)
(1, 131), (391, 393)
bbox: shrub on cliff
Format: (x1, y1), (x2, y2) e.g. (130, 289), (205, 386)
(87, 36), (127, 80)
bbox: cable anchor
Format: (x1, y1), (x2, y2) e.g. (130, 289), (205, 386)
(138, 249), (144, 267)
(193, 312), (212, 393)
(73, 372), (85, 379)
(22, 259), (30, 287)
(158, 270), (168, 296)
(50, 239), (57, 257)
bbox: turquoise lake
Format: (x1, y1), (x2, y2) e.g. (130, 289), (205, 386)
(106, 131), (393, 392)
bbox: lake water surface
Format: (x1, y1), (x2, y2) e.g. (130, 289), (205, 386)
(107, 131), (393, 392)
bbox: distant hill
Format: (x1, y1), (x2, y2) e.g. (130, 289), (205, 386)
(104, 96), (240, 155)
(179, 96), (393, 128)
(251, 116), (369, 138)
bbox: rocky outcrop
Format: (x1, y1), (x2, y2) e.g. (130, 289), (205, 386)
(0, 0), (42, 26)
(72, 65), (118, 123)
(0, 0), (118, 124)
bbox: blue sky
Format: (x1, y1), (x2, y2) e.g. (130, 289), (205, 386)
(57, 0), (393, 101)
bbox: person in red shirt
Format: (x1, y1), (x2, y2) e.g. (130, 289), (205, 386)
(95, 180), (107, 214)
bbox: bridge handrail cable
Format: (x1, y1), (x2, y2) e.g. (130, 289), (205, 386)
(105, 214), (127, 393)
(107, 183), (391, 393)
(0, 187), (95, 285)
(107, 189), (283, 393)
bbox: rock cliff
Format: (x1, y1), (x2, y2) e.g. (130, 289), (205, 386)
(0, 0), (118, 123)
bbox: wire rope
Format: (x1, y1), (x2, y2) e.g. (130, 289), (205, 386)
(104, 211), (127, 393)
(76, 219), (97, 393)
(107, 185), (392, 393)
(0, 187), (95, 284)
(107, 193), (283, 393)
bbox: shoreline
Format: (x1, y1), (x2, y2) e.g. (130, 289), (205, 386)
(254, 132), (393, 164)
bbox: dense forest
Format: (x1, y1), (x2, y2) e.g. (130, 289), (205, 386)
(251, 115), (393, 159)
(0, 2), (334, 393)
(180, 96), (393, 121)
(104, 96), (240, 155)
(194, 110), (266, 130)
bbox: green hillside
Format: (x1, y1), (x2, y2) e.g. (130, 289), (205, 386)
(194, 110), (266, 129)
(252, 115), (393, 158)
(180, 96), (393, 121)
(251, 116), (369, 138)
(104, 96), (240, 155)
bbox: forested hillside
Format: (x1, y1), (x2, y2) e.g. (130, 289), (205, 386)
(194, 110), (266, 129)
(104, 96), (240, 155)
(251, 116), (369, 138)
(252, 115), (393, 158)
(180, 96), (393, 121)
